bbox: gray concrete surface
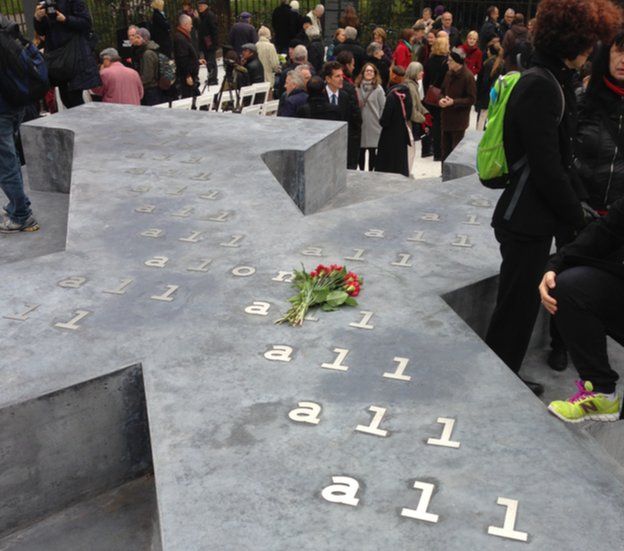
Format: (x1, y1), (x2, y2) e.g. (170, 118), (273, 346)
(1, 105), (624, 549)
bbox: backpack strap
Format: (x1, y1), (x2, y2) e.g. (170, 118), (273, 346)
(502, 67), (566, 222)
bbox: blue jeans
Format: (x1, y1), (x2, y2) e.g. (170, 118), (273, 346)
(0, 109), (32, 223)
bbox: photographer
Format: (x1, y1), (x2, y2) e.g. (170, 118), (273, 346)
(34, 0), (100, 108)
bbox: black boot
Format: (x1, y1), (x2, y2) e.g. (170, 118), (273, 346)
(520, 378), (544, 397)
(547, 347), (568, 372)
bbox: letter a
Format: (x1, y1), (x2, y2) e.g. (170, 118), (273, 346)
(321, 476), (360, 507)
(264, 345), (293, 362)
(245, 301), (271, 316)
(288, 402), (322, 425)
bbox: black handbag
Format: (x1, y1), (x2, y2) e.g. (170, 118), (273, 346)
(45, 34), (80, 86)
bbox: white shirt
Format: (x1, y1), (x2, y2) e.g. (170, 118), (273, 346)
(325, 85), (339, 105)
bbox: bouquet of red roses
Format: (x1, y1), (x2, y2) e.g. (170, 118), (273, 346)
(276, 264), (364, 326)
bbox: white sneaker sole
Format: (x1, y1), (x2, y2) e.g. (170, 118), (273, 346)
(548, 405), (620, 423)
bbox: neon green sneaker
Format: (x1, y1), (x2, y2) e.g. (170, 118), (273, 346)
(548, 380), (620, 423)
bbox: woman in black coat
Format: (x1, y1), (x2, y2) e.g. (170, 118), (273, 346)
(375, 83), (414, 177)
(423, 36), (449, 161)
(34, 0), (100, 108)
(575, 32), (624, 213)
(151, 0), (173, 57)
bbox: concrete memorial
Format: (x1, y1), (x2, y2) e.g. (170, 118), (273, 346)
(1, 105), (624, 549)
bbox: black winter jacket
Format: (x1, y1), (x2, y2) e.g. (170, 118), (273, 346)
(547, 195), (624, 279)
(244, 55), (265, 84)
(33, 0), (100, 91)
(492, 51), (585, 237)
(173, 29), (199, 82)
(575, 84), (624, 211)
(307, 38), (325, 73)
(151, 9), (172, 57)
(334, 39), (366, 76)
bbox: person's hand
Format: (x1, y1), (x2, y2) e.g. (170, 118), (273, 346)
(186, 76), (194, 86)
(34, 4), (46, 21)
(55, 10), (66, 22)
(539, 271), (558, 315)
(199, 59), (206, 65)
(439, 96), (451, 108)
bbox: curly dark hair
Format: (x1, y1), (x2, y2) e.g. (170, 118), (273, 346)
(533, 0), (622, 60)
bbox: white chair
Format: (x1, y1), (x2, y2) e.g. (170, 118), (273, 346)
(262, 100), (279, 116)
(194, 94), (213, 110)
(241, 104), (262, 115)
(171, 97), (194, 110)
(82, 90), (93, 103)
(238, 85), (255, 107)
(251, 82), (271, 105)
(154, 102), (171, 108)
(54, 87), (66, 112)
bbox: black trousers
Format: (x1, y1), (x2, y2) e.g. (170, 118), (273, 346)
(359, 148), (377, 171)
(553, 266), (624, 393)
(441, 129), (465, 161)
(58, 86), (84, 109)
(429, 106), (442, 161)
(485, 229), (553, 373)
(204, 49), (218, 84)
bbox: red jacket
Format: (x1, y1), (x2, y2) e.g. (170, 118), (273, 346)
(460, 43), (483, 77)
(392, 41), (412, 70)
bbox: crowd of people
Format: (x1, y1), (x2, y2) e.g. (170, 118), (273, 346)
(2, 1), (624, 425)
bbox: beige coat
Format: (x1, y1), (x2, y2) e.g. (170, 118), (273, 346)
(405, 78), (429, 125)
(256, 37), (280, 87)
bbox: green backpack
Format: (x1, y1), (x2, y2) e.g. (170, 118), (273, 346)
(476, 71), (522, 188)
(477, 67), (565, 190)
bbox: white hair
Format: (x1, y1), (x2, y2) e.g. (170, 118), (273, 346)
(287, 70), (305, 88)
(344, 26), (357, 40)
(293, 44), (308, 63)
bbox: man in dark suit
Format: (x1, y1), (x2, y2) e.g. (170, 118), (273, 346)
(322, 61), (362, 169)
(333, 26), (365, 76)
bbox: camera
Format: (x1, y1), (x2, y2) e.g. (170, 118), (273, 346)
(39, 0), (57, 18)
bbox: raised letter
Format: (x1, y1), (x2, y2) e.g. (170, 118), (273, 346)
(145, 256), (169, 268)
(206, 211), (232, 222)
(150, 285), (179, 302)
(187, 259), (212, 272)
(288, 402), (322, 425)
(401, 481), (439, 524)
(344, 248), (366, 262)
(451, 234), (473, 248)
(264, 345), (293, 362)
(54, 310), (91, 331)
(171, 206), (194, 218)
(135, 205), (155, 213)
(58, 276), (87, 289)
(407, 231), (426, 243)
(220, 235), (244, 248)
(464, 214), (480, 225)
(3, 304), (39, 322)
(364, 229), (385, 238)
(272, 271), (294, 283)
(199, 190), (220, 200)
(301, 246), (323, 257)
(383, 357), (411, 382)
(427, 417), (461, 449)
(166, 185), (187, 196)
(179, 230), (203, 243)
(487, 498), (528, 542)
(321, 348), (350, 371)
(321, 476), (360, 507)
(103, 278), (133, 295)
(349, 310), (374, 330)
(245, 301), (271, 316)
(392, 253), (413, 267)
(355, 406), (389, 437)
(140, 228), (164, 238)
(191, 172), (211, 181)
(232, 266), (256, 277)
(421, 212), (440, 222)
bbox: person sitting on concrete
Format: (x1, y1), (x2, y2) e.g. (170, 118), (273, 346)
(0, 15), (38, 233)
(278, 70), (308, 117)
(92, 48), (143, 105)
(131, 28), (163, 106)
(229, 12), (258, 55)
(241, 43), (265, 84)
(539, 196), (624, 423)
